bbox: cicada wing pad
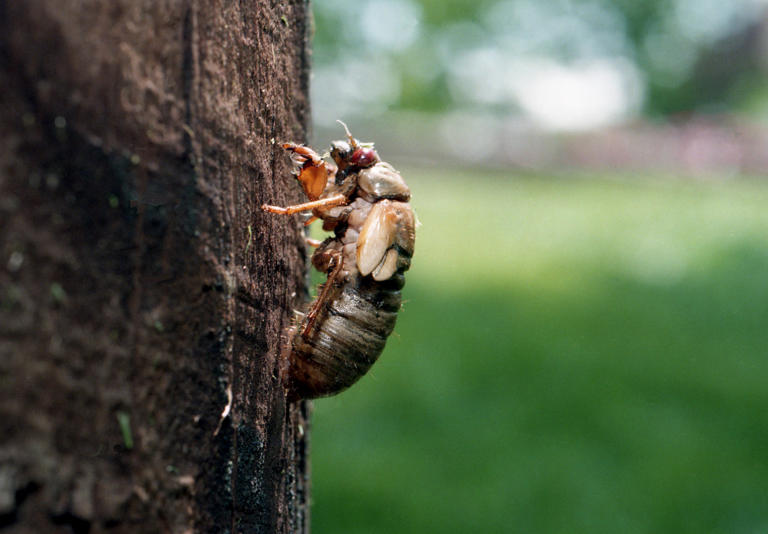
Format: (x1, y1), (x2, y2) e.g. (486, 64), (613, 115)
(356, 200), (415, 281)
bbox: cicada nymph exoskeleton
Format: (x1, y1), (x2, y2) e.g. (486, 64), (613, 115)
(262, 123), (415, 399)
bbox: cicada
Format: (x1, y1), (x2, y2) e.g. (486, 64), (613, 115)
(262, 123), (415, 399)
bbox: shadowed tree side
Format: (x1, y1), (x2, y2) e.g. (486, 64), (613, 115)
(0, 1), (313, 532)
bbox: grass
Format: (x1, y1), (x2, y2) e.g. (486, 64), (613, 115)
(309, 169), (768, 534)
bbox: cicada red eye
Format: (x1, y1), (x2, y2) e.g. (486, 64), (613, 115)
(350, 147), (378, 168)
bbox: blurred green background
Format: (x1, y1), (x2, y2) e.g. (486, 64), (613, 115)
(307, 1), (768, 532)
(311, 0), (768, 127)
(311, 172), (768, 533)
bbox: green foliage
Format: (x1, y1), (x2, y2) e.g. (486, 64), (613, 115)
(313, 0), (766, 118)
(311, 170), (768, 533)
(417, 0), (496, 26)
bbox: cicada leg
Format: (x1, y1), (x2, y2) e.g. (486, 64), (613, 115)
(302, 250), (344, 338)
(283, 143), (337, 200)
(282, 143), (325, 166)
(261, 194), (347, 216)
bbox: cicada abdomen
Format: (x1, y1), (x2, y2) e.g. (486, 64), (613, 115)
(289, 273), (405, 399)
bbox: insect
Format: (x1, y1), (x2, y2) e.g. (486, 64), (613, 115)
(262, 122), (415, 399)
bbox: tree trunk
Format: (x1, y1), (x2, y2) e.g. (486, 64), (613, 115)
(0, 1), (312, 532)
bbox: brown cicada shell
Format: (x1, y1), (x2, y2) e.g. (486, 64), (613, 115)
(262, 122), (415, 399)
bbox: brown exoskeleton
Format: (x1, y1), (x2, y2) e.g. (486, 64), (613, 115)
(262, 123), (415, 399)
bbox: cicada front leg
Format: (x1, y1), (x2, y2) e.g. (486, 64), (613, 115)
(282, 143), (335, 201)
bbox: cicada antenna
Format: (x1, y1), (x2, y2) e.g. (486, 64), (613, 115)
(336, 120), (358, 149)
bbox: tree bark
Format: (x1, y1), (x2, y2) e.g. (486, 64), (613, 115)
(0, 1), (312, 532)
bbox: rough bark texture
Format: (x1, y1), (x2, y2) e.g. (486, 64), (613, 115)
(0, 1), (312, 532)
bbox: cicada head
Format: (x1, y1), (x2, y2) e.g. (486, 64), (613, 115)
(329, 140), (353, 168)
(330, 122), (380, 185)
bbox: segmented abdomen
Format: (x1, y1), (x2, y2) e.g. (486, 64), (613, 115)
(288, 275), (404, 399)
